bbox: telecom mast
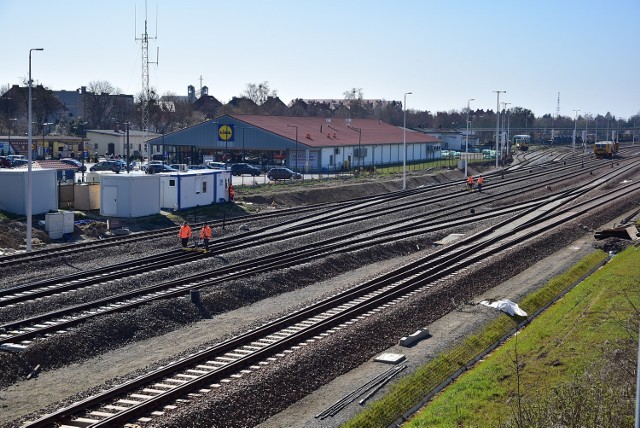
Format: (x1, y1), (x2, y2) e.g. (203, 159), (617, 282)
(135, 1), (158, 139)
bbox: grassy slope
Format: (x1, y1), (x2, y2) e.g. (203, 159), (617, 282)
(403, 246), (639, 427)
(345, 246), (640, 427)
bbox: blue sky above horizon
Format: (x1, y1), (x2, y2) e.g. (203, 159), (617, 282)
(2, 0), (639, 120)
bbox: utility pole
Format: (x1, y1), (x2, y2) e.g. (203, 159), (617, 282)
(493, 90), (505, 168)
(573, 109), (580, 153)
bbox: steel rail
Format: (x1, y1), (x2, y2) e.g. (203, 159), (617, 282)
(23, 175), (639, 428)
(3, 160), (638, 348)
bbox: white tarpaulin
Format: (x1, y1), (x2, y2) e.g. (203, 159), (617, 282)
(479, 299), (528, 317)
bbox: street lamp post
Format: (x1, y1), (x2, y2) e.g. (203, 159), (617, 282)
(126, 122), (130, 172)
(8, 118), (17, 155)
(77, 121), (88, 182)
(582, 114), (590, 168)
(504, 102), (511, 157)
(573, 109), (580, 153)
(27, 48), (44, 253)
(465, 98), (474, 177)
(41, 122), (53, 159)
(493, 90), (506, 168)
(352, 127), (362, 170)
(286, 125), (298, 170)
(403, 91), (412, 190)
(116, 122), (131, 173)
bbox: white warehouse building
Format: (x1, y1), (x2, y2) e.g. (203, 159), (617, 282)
(145, 114), (442, 173)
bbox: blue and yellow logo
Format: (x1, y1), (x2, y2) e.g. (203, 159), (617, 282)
(218, 124), (234, 142)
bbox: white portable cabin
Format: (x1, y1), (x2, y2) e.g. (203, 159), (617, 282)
(0, 169), (58, 215)
(160, 169), (231, 210)
(100, 174), (161, 217)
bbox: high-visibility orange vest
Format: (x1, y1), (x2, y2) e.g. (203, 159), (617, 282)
(466, 176), (474, 185)
(179, 225), (192, 238)
(200, 226), (211, 239)
(477, 177), (484, 185)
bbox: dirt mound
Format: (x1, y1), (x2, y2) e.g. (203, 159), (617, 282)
(0, 219), (51, 253)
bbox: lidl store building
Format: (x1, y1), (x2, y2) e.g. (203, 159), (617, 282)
(146, 114), (442, 173)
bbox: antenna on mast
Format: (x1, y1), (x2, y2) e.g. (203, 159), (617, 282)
(136, 0), (158, 149)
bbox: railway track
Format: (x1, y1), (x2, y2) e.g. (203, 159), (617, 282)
(0, 145), (580, 270)
(1, 158), (638, 350)
(1, 143), (630, 273)
(21, 164), (640, 428)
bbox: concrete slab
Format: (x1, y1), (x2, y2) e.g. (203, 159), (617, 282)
(374, 353), (406, 364)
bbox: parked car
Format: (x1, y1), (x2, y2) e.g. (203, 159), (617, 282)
(230, 163), (261, 176)
(146, 164), (178, 174)
(90, 160), (122, 172)
(10, 159), (29, 168)
(60, 158), (86, 172)
(206, 161), (227, 170)
(267, 167), (302, 181)
(169, 164), (188, 172)
(140, 161), (162, 173)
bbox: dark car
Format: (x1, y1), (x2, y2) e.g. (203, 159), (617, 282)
(267, 167), (302, 181)
(230, 163), (262, 176)
(10, 159), (29, 168)
(146, 164), (178, 174)
(60, 158), (86, 172)
(90, 160), (122, 173)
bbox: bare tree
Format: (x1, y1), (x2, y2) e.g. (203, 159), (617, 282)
(343, 88), (369, 118)
(243, 81), (277, 105)
(84, 80), (130, 129)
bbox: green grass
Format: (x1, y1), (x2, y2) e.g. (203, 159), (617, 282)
(0, 210), (21, 221)
(343, 249), (624, 428)
(406, 246), (639, 427)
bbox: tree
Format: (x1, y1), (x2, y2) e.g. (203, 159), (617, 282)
(343, 88), (369, 118)
(243, 81), (277, 105)
(84, 80), (131, 129)
(509, 107), (536, 128)
(132, 87), (161, 131)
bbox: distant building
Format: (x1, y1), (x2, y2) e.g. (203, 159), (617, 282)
(86, 129), (161, 159)
(146, 114), (442, 172)
(53, 86), (134, 120)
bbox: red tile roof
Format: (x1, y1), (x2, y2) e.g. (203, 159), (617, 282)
(12, 160), (77, 170)
(229, 115), (439, 148)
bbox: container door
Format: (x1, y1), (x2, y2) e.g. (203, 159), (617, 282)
(102, 185), (118, 216)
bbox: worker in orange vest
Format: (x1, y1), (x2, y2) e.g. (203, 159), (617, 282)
(179, 221), (192, 248)
(199, 222), (212, 251)
(476, 175), (485, 192)
(229, 184), (235, 202)
(466, 175), (474, 191)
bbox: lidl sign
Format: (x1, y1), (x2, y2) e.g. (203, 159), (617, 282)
(218, 124), (234, 142)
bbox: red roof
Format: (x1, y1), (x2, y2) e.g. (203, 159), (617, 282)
(12, 160), (77, 170)
(229, 115), (439, 148)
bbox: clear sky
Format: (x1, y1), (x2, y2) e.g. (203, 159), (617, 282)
(2, 0), (639, 120)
